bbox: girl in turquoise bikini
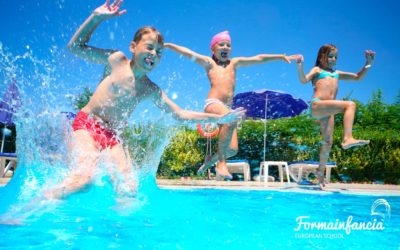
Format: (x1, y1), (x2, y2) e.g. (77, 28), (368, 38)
(295, 44), (375, 186)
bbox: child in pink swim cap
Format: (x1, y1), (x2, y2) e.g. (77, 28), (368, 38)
(164, 31), (299, 180)
(209, 31), (232, 65)
(210, 31), (231, 48)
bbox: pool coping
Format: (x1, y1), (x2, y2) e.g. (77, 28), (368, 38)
(156, 179), (400, 196)
(2, 178), (400, 196)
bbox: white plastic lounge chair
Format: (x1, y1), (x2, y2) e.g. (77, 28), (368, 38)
(252, 175), (275, 182)
(0, 152), (17, 177)
(226, 160), (251, 181)
(259, 161), (291, 184)
(288, 161), (337, 184)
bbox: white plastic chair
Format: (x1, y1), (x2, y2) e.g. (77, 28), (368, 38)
(226, 160), (251, 181)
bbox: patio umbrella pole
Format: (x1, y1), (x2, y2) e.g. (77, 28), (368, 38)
(263, 95), (268, 185)
(1, 127), (12, 153)
(1, 130), (5, 153)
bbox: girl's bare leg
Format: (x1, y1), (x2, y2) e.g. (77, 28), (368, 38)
(215, 123), (237, 179)
(312, 100), (369, 149)
(197, 103), (238, 179)
(316, 116), (334, 186)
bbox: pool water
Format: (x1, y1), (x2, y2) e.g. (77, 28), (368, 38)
(0, 183), (399, 250)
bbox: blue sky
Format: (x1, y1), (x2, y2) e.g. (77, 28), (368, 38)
(1, 0), (399, 115)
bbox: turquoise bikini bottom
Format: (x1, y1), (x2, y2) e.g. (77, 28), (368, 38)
(308, 97), (321, 118)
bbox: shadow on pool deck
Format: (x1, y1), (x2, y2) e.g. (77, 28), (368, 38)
(2, 177), (400, 195)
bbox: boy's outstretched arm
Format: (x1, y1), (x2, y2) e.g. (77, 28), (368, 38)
(338, 50), (376, 81)
(67, 0), (126, 65)
(152, 88), (245, 124)
(164, 43), (213, 68)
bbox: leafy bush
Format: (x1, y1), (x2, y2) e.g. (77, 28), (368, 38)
(158, 127), (206, 178)
(73, 86), (93, 110)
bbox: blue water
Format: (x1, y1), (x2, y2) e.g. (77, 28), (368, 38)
(1, 183), (399, 250)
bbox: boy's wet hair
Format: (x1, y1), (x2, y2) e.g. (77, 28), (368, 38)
(315, 44), (337, 70)
(133, 26), (164, 44)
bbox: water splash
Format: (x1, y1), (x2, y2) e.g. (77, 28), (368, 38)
(0, 44), (174, 217)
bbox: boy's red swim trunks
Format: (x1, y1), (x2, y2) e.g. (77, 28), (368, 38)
(72, 111), (119, 150)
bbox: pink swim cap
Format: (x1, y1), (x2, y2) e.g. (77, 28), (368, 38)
(210, 31), (231, 48)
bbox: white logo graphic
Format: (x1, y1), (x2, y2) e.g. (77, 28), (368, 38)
(371, 199), (391, 220)
(294, 199), (390, 237)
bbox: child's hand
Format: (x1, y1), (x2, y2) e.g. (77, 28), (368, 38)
(219, 107), (246, 124)
(289, 54), (304, 64)
(94, 0), (127, 18)
(365, 50), (376, 65)
(282, 55), (291, 64)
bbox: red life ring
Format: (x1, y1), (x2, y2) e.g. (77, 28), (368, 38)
(196, 123), (219, 138)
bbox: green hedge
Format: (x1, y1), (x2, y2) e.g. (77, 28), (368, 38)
(157, 116), (400, 184)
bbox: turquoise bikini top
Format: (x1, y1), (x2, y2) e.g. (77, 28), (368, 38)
(316, 69), (339, 81)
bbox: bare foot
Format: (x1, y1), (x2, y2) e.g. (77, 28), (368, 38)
(215, 162), (232, 181)
(341, 139), (370, 150)
(115, 182), (137, 198)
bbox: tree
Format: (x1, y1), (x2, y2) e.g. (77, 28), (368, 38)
(73, 86), (92, 110)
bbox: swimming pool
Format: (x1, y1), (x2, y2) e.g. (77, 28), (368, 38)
(1, 184), (398, 249)
(0, 2), (398, 248)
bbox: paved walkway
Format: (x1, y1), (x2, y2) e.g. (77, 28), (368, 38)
(2, 177), (399, 195)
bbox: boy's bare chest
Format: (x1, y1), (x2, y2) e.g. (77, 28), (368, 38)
(108, 72), (149, 99)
